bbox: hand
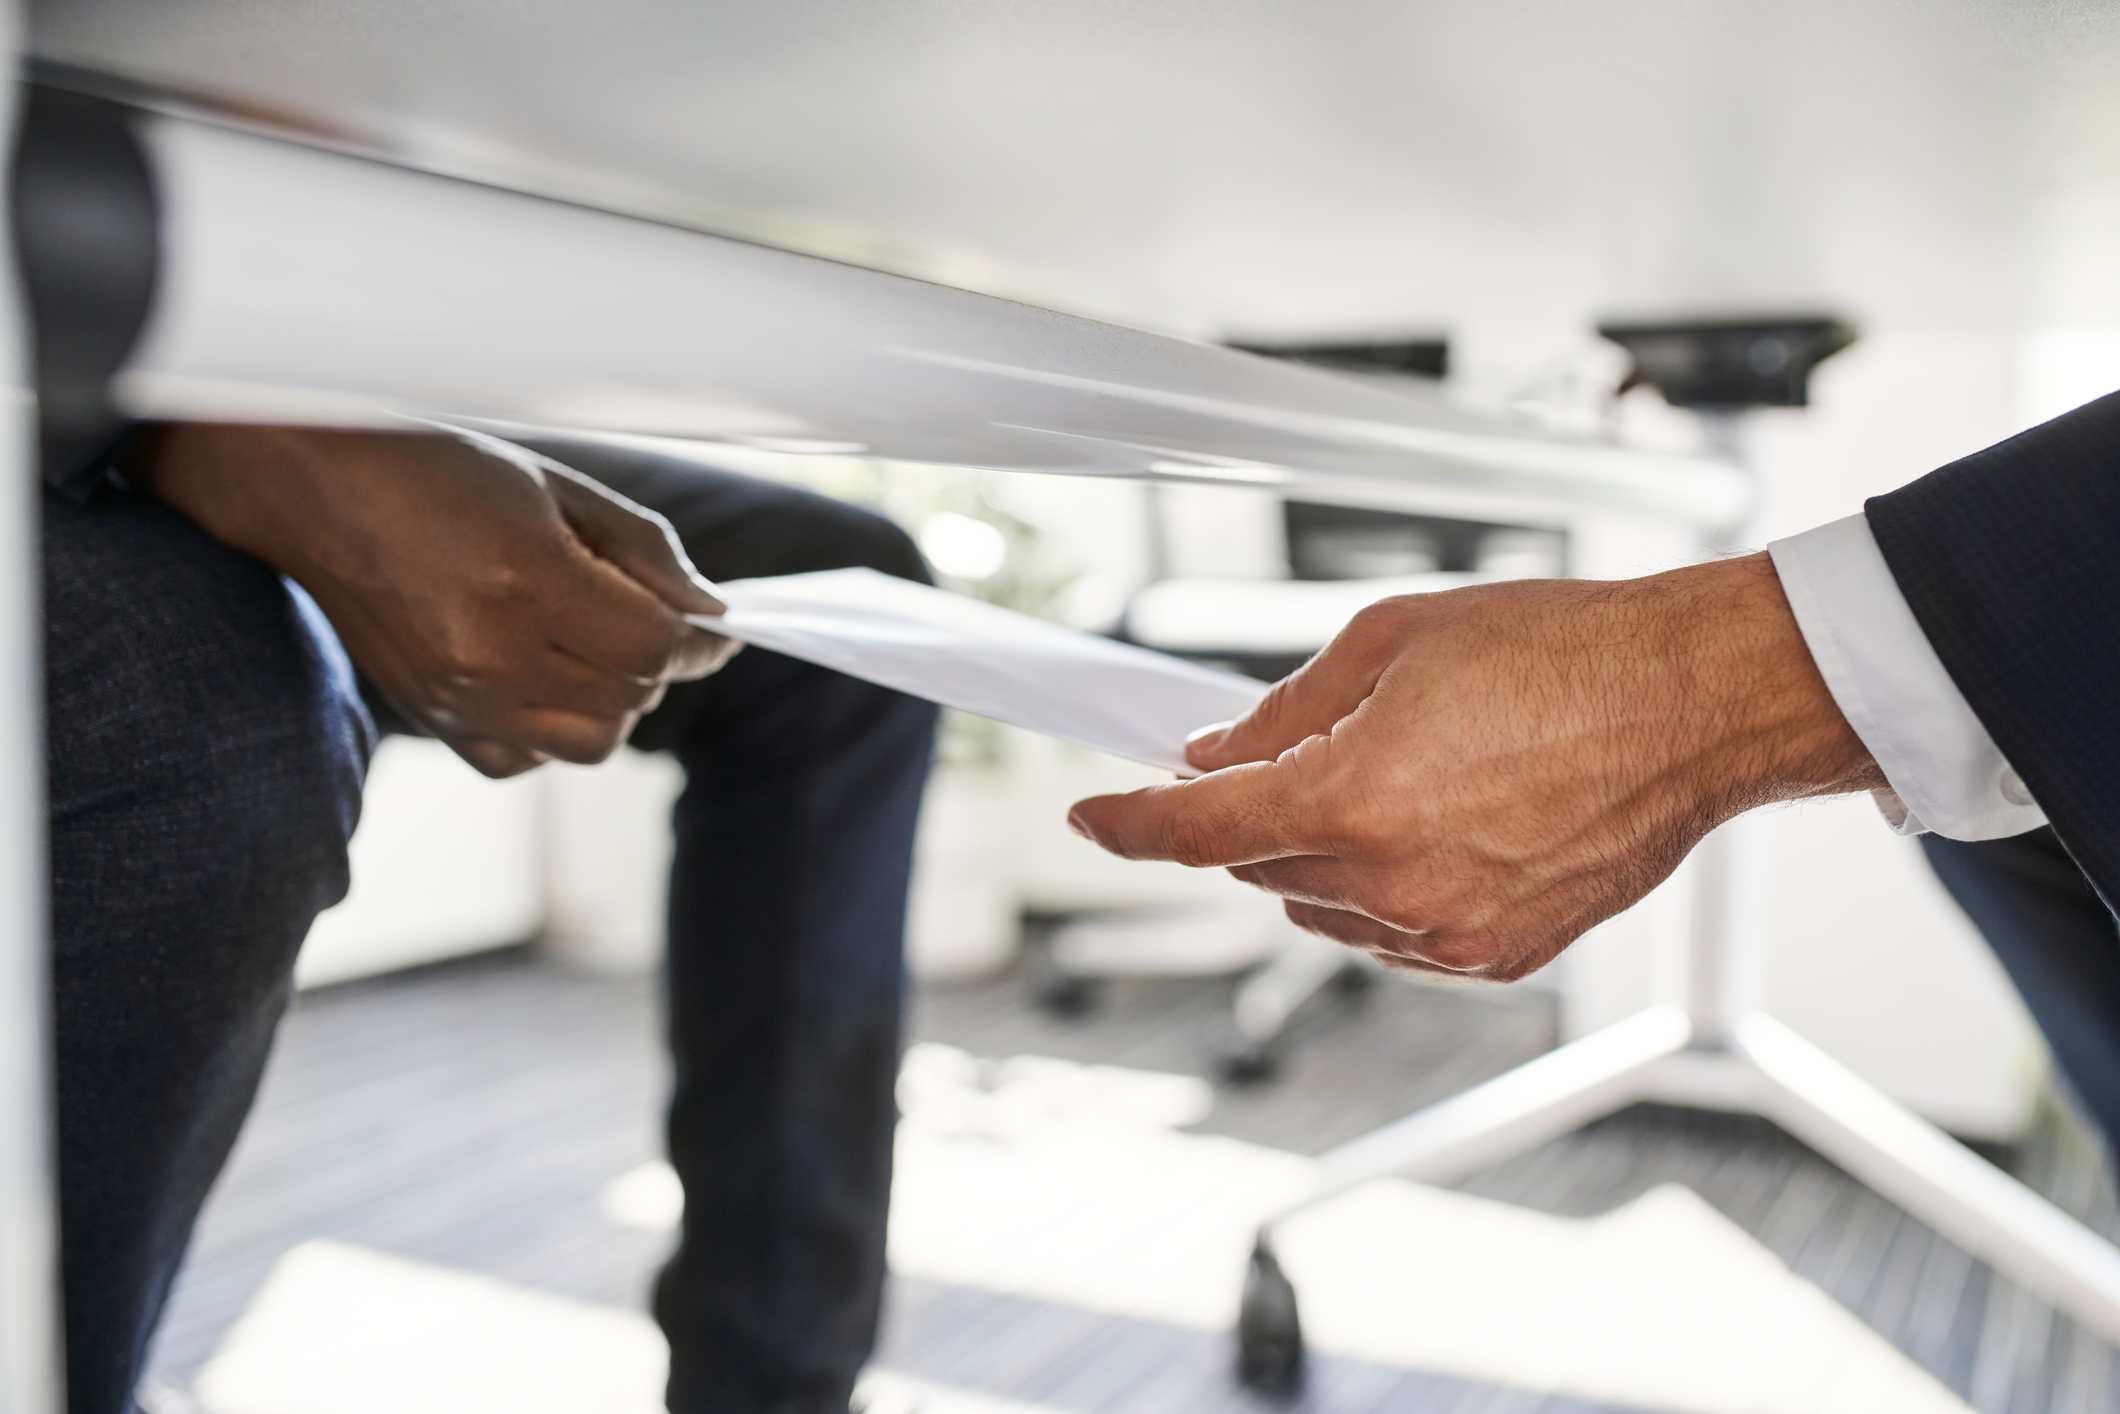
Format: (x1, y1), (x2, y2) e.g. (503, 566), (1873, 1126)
(1067, 555), (1882, 981)
(131, 423), (739, 777)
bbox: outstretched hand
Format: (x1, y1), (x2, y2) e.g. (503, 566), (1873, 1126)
(1067, 555), (1882, 980)
(133, 423), (739, 777)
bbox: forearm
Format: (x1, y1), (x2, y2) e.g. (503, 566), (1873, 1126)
(124, 423), (322, 559)
(125, 424), (530, 592)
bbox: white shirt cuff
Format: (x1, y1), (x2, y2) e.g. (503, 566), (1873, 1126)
(1767, 513), (2046, 842)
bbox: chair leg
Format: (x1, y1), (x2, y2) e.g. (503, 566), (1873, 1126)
(1234, 1006), (1694, 1394)
(1737, 1012), (2120, 1346)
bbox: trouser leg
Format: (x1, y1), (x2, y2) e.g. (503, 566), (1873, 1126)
(43, 489), (372, 1414)
(1921, 827), (2120, 1146)
(649, 646), (932, 1414)
(514, 436), (937, 1414)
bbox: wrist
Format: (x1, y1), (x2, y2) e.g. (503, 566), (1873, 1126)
(126, 424), (329, 577)
(127, 425), (465, 600)
(1649, 552), (1884, 812)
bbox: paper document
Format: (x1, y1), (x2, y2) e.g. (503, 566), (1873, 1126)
(690, 568), (1268, 772)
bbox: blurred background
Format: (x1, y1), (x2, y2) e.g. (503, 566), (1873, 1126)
(32, 0), (2120, 1409)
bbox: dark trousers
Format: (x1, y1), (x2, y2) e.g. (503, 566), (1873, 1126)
(44, 438), (936, 1414)
(1923, 827), (2120, 1148)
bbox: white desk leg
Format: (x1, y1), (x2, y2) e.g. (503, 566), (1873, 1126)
(0, 391), (58, 1414)
(0, 37), (66, 1414)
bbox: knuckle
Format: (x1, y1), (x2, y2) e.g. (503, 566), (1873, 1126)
(518, 709), (633, 766)
(1364, 881), (1435, 935)
(1243, 683), (1292, 730)
(427, 642), (479, 684)
(1345, 597), (1417, 640)
(474, 562), (535, 618)
(472, 750), (544, 780)
(429, 634), (505, 691)
(491, 560), (533, 599)
(548, 726), (627, 766)
(1419, 934), (1491, 974)
(624, 617), (685, 680)
(1333, 810), (1398, 858)
(610, 675), (660, 714)
(1162, 809), (1219, 869)
(1377, 906), (1437, 941)
(1345, 601), (1394, 635)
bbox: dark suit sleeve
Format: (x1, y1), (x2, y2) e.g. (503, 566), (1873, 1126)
(1865, 390), (2120, 903)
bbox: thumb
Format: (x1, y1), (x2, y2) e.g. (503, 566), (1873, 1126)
(540, 458), (743, 682)
(540, 460), (727, 618)
(449, 735), (550, 779)
(1187, 605), (1404, 771)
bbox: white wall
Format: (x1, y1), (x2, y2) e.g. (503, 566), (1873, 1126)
(538, 750), (685, 977)
(1762, 797), (2042, 1137)
(296, 738), (544, 989)
(298, 740), (687, 988)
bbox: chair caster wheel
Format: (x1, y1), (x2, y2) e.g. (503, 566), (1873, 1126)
(1236, 1238), (1305, 1397)
(1330, 960), (1378, 998)
(1216, 1031), (1282, 1085)
(1035, 974), (1099, 1018)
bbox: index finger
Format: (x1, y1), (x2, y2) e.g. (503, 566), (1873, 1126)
(1066, 755), (1323, 868)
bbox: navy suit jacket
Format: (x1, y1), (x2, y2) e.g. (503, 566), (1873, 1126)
(1867, 390), (2120, 906)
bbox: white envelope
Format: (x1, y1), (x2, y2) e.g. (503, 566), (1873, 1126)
(690, 568), (1268, 773)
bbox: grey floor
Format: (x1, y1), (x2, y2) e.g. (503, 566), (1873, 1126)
(143, 944), (2120, 1413)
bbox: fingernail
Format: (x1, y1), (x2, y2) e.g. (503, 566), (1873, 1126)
(1066, 805), (1093, 840)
